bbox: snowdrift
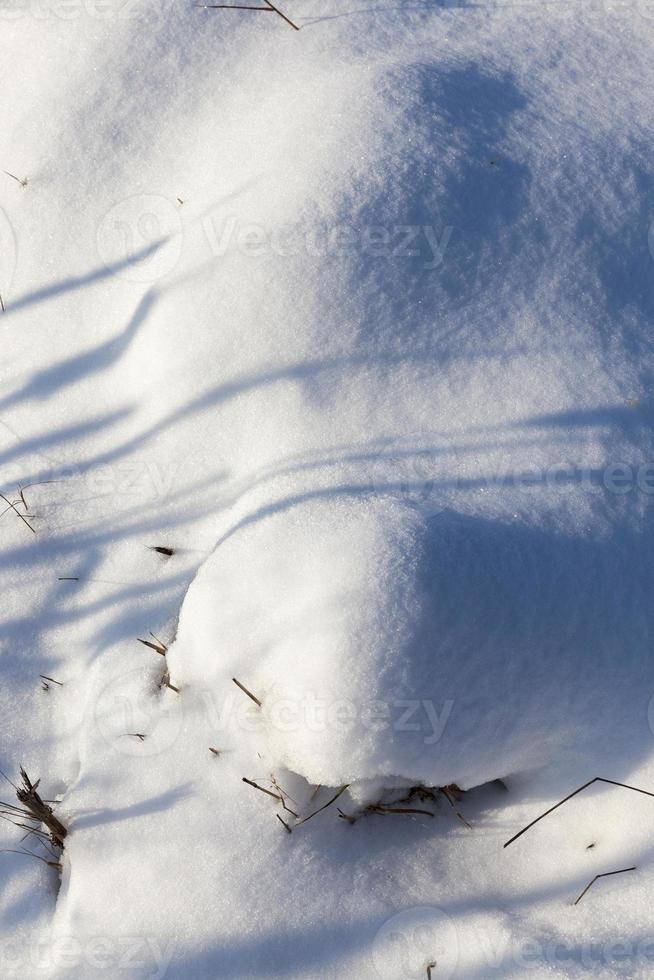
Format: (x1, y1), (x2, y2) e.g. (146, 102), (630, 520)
(2, 1), (654, 977)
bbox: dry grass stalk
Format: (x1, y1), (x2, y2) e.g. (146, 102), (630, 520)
(276, 814), (292, 833)
(1, 847), (61, 871)
(367, 804), (435, 818)
(504, 777), (654, 848)
(137, 633), (168, 656)
(3, 170), (28, 187)
(295, 785), (349, 827)
(232, 677), (262, 707)
(196, 0), (300, 30)
(574, 866), (636, 906)
(0, 491), (36, 533)
(0, 769), (67, 850)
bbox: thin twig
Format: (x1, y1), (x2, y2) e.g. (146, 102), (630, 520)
(242, 777), (284, 803)
(11, 769), (67, 848)
(368, 805), (434, 818)
(196, 0), (299, 29)
(277, 814), (293, 833)
(439, 789), (471, 828)
(137, 637), (167, 656)
(270, 776), (299, 817)
(232, 678), (262, 707)
(0, 492), (35, 533)
(1, 848), (61, 870)
(266, 0), (299, 29)
(574, 867), (636, 905)
(504, 778), (654, 848)
(3, 170), (27, 187)
(295, 785), (349, 826)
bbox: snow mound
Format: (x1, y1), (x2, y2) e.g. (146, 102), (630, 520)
(170, 491), (653, 792)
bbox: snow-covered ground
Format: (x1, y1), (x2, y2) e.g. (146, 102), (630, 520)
(2, 0), (654, 976)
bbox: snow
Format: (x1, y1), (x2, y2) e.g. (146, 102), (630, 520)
(1, 0), (654, 977)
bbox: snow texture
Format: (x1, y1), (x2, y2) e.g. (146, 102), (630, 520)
(1, 1), (654, 978)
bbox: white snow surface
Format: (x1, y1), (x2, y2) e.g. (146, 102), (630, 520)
(2, 0), (654, 977)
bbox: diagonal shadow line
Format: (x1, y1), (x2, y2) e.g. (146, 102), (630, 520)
(71, 784), (194, 830)
(0, 408), (132, 468)
(1, 239), (165, 318)
(0, 289), (158, 410)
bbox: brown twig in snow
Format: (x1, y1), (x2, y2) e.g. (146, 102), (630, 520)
(243, 777), (284, 803)
(39, 675), (63, 687)
(295, 785), (349, 826)
(277, 814), (293, 833)
(0, 769), (67, 849)
(573, 866), (636, 906)
(504, 777), (654, 848)
(367, 804), (434, 818)
(0, 492), (35, 533)
(232, 678), (262, 707)
(1, 848), (61, 870)
(195, 0), (300, 30)
(270, 776), (300, 817)
(138, 636), (167, 656)
(3, 170), (27, 187)
(439, 787), (472, 829)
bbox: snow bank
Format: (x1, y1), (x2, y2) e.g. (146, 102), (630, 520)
(2, 0), (654, 977)
(170, 489), (653, 793)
